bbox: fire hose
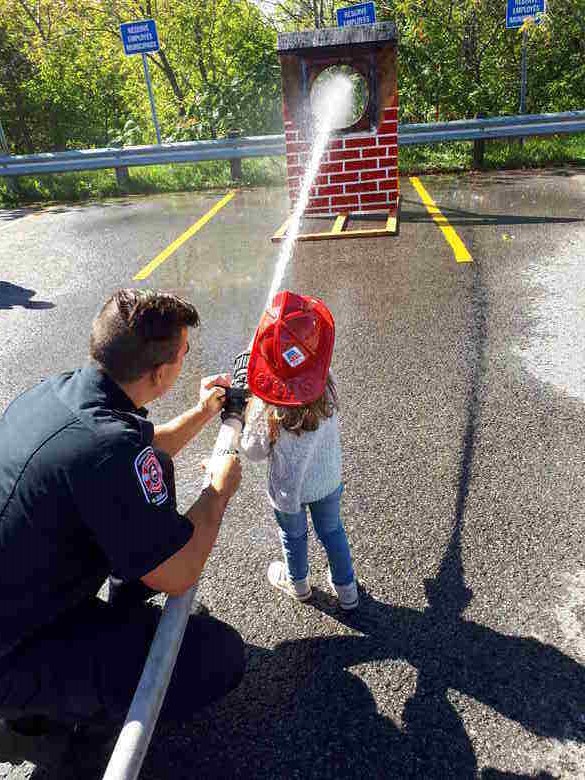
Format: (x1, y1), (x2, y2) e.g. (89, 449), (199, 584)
(102, 352), (250, 780)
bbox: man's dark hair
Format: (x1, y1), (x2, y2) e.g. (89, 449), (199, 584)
(90, 289), (200, 383)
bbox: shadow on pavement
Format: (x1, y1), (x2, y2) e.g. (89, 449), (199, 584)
(467, 168), (585, 183)
(142, 580), (582, 779)
(0, 720), (71, 777)
(398, 199), (584, 227)
(6, 517), (580, 780)
(0, 206), (43, 224)
(0, 282), (54, 311)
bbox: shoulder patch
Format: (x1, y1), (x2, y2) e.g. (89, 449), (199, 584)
(134, 446), (169, 506)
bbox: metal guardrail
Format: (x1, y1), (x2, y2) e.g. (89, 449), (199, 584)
(399, 109), (585, 146)
(0, 111), (583, 178)
(399, 109), (585, 135)
(0, 135), (285, 177)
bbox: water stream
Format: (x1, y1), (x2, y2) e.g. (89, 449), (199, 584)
(265, 73), (354, 308)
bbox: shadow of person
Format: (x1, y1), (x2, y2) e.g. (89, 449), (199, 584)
(0, 282), (54, 310)
(174, 456), (583, 780)
(299, 583), (585, 757)
(195, 581), (581, 779)
(140, 576), (582, 780)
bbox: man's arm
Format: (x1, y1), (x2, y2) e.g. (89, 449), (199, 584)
(141, 453), (241, 596)
(152, 373), (231, 457)
(152, 403), (215, 458)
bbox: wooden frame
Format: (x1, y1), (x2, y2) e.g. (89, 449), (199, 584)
(271, 200), (400, 243)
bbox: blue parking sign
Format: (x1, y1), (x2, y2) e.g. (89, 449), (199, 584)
(506, 0), (546, 29)
(337, 2), (376, 27)
(120, 19), (160, 56)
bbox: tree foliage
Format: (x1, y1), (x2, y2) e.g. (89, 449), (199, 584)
(379, 0), (585, 121)
(0, 0), (583, 153)
(0, 0), (281, 151)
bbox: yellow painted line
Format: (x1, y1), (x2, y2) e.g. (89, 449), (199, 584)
(272, 215), (292, 240)
(386, 213), (397, 233)
(133, 190), (236, 280)
(331, 214), (348, 234)
(409, 177), (472, 263)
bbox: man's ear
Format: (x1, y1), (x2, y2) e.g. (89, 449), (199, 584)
(151, 365), (165, 388)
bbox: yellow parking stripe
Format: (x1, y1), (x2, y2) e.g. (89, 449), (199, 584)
(273, 215), (292, 240)
(331, 214), (348, 234)
(133, 190), (236, 280)
(409, 177), (472, 263)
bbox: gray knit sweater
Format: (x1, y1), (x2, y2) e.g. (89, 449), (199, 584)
(240, 397), (342, 514)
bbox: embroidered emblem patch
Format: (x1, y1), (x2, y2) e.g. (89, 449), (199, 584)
(134, 446), (168, 506)
(282, 345), (306, 368)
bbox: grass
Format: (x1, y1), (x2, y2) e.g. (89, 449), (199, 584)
(398, 134), (585, 174)
(0, 157), (287, 207)
(1, 135), (583, 208)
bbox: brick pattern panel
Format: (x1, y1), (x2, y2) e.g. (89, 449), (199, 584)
(284, 97), (399, 216)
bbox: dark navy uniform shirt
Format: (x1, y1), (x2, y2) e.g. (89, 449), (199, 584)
(0, 366), (193, 659)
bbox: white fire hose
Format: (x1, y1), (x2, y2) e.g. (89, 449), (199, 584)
(102, 355), (248, 780)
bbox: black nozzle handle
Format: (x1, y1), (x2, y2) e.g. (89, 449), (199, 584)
(221, 386), (248, 423)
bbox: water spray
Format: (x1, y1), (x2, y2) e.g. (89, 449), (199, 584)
(267, 73), (354, 307)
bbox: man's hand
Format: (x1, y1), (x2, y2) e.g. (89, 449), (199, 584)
(208, 453), (242, 501)
(199, 373), (232, 419)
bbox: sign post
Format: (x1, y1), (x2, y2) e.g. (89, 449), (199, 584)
(505, 0), (546, 114)
(519, 27), (528, 114)
(336, 2), (376, 27)
(0, 118), (8, 154)
(120, 19), (162, 145)
(141, 53), (162, 145)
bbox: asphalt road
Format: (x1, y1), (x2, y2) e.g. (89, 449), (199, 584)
(0, 169), (584, 779)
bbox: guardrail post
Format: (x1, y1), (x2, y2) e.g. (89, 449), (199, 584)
(115, 165), (131, 191)
(472, 114), (486, 169)
(0, 121), (20, 197)
(3, 176), (20, 196)
(227, 130), (242, 181)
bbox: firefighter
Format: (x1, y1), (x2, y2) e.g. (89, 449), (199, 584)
(0, 289), (243, 736)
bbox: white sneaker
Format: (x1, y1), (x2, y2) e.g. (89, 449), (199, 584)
(267, 561), (312, 602)
(328, 571), (359, 610)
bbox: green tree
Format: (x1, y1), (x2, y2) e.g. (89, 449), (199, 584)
(0, 0), (281, 151)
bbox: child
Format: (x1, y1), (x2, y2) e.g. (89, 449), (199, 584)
(240, 290), (358, 610)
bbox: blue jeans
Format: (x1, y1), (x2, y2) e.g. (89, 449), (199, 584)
(274, 484), (355, 587)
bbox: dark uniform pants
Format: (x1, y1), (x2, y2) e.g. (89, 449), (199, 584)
(0, 451), (245, 727)
(0, 596), (244, 728)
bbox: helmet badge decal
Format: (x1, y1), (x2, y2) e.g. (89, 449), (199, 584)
(282, 345), (306, 368)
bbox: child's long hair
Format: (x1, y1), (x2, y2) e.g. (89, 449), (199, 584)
(267, 374), (338, 444)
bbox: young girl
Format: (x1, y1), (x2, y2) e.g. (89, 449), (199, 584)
(240, 290), (358, 610)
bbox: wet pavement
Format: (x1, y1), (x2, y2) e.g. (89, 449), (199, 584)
(0, 169), (584, 779)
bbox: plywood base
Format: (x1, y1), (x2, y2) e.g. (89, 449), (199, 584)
(271, 200), (400, 243)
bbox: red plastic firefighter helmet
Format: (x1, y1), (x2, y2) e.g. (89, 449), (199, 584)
(247, 290), (335, 406)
